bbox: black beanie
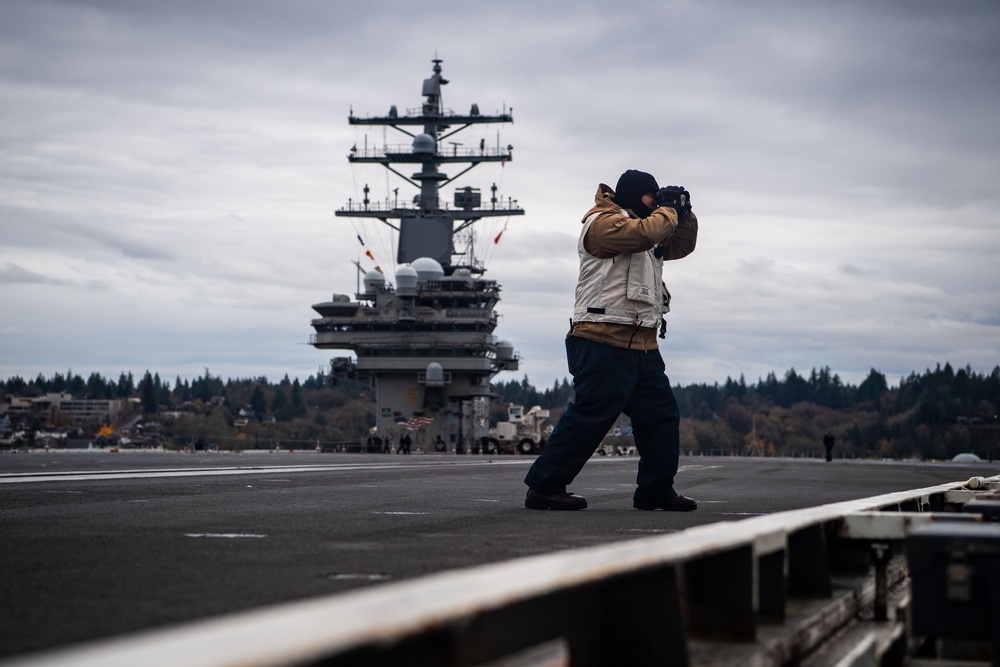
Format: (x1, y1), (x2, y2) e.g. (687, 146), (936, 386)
(614, 170), (659, 218)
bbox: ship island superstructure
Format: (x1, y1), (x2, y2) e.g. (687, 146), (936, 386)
(310, 59), (524, 453)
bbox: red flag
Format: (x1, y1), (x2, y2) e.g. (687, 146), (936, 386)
(365, 250), (375, 261)
(494, 222), (508, 245)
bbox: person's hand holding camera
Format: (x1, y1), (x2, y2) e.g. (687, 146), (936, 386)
(654, 186), (692, 219)
(653, 186), (694, 259)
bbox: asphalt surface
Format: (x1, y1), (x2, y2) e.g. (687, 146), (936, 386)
(1, 450), (996, 659)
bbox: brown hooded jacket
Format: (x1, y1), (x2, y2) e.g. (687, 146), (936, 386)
(568, 184), (698, 350)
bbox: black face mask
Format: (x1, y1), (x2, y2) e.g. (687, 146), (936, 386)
(625, 199), (654, 218)
(614, 169), (658, 218)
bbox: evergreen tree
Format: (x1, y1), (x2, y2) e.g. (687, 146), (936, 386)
(249, 385), (267, 417)
(856, 369), (888, 404)
(67, 372), (85, 395)
(117, 372), (135, 398)
(195, 371), (212, 402)
(783, 368), (808, 407)
(139, 371), (158, 414)
(85, 372), (108, 399)
(271, 387), (285, 412)
(290, 379), (306, 417)
(723, 375), (748, 401)
(33, 373), (47, 395)
(159, 382), (173, 407)
(4, 376), (26, 395)
(274, 385), (297, 422)
(173, 375), (183, 399)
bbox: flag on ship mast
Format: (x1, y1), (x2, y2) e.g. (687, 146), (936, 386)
(494, 221), (508, 245)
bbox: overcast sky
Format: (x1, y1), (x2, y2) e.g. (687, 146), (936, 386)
(2, 0), (999, 391)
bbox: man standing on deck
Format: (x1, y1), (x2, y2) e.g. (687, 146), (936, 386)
(523, 169), (699, 511)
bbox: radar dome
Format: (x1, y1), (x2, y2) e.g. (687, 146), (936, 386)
(496, 340), (516, 361)
(425, 362), (444, 384)
(412, 133), (435, 154)
(395, 265), (418, 291)
(411, 257), (445, 282)
(450, 267), (474, 286)
(362, 269), (386, 293)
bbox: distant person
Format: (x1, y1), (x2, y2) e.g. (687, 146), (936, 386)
(823, 431), (835, 462)
(523, 169), (699, 511)
(372, 435), (384, 453)
(433, 435), (446, 452)
(398, 433), (412, 454)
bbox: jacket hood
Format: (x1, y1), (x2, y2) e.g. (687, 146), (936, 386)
(582, 184), (623, 223)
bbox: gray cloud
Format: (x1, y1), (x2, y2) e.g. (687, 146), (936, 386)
(0, 262), (66, 286)
(1, 0), (998, 388)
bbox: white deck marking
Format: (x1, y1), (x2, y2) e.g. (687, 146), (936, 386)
(328, 573), (392, 581)
(0, 459), (533, 484)
(621, 528), (678, 533)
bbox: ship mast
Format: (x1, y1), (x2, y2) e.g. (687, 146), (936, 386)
(337, 59), (523, 274)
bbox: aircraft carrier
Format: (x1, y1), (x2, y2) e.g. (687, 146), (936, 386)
(4, 59), (1000, 667)
(309, 59), (523, 454)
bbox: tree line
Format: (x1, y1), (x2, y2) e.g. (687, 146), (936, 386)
(492, 376), (574, 409)
(3, 363), (998, 460)
(2, 370), (372, 448)
(671, 364), (999, 460)
(497, 364), (998, 460)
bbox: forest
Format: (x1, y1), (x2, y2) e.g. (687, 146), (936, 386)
(497, 364), (1000, 460)
(2, 363), (998, 460)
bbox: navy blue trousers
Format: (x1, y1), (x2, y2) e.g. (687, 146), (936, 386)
(523, 336), (682, 504)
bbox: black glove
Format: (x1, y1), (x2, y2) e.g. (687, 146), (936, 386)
(654, 186), (692, 217)
(653, 187), (692, 259)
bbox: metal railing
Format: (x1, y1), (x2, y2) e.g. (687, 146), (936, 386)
(336, 201), (523, 215)
(4, 476), (997, 667)
(349, 145), (511, 160)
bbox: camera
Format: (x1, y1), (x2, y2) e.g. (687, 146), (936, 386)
(654, 186), (692, 216)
